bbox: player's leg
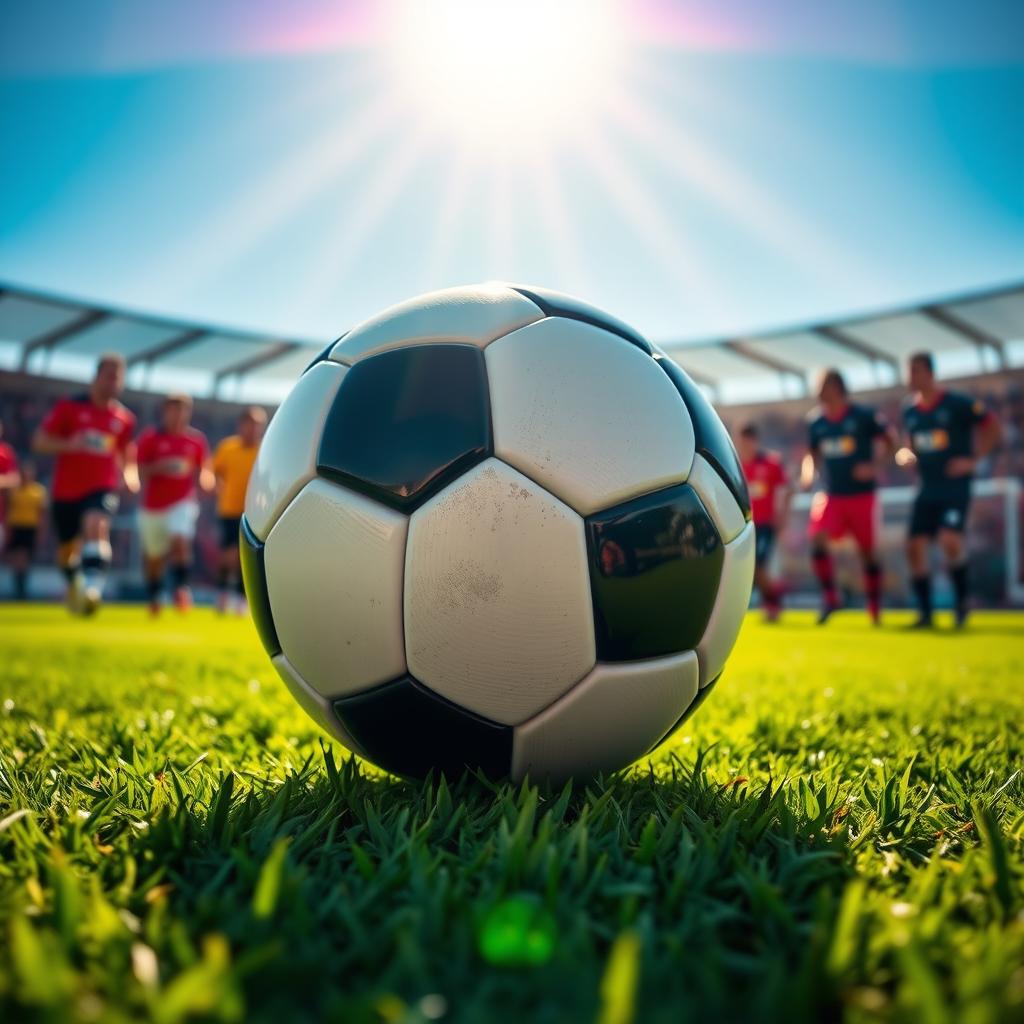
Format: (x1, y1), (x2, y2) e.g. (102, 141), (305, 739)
(754, 526), (781, 622)
(217, 517), (240, 613)
(10, 532), (33, 600)
(166, 499), (198, 610)
(79, 507), (114, 614)
(808, 494), (840, 623)
(939, 518), (970, 628)
(906, 494), (936, 628)
(167, 501), (198, 612)
(139, 509), (169, 615)
(168, 534), (193, 611)
(51, 499), (85, 612)
(851, 494), (882, 626)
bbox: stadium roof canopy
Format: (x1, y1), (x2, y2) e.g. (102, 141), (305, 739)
(1, 280), (1022, 406)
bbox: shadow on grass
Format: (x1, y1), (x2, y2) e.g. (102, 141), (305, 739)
(99, 744), (868, 1023)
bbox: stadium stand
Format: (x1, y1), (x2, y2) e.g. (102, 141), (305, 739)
(1, 279), (1022, 604)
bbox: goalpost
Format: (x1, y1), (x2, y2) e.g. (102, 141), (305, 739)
(782, 477), (1023, 607)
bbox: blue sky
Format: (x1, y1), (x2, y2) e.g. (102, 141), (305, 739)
(1, 1), (1022, 345)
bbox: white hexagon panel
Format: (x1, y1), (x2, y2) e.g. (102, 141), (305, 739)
(511, 652), (700, 782)
(486, 317), (696, 516)
(264, 478), (408, 698)
(404, 458), (596, 726)
(245, 361), (347, 540)
(330, 283), (543, 364)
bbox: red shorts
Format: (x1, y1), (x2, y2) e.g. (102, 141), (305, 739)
(808, 491), (878, 552)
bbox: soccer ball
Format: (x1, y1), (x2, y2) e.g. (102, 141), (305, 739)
(241, 284), (753, 781)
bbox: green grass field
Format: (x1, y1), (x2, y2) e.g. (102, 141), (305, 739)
(1, 606), (1022, 1024)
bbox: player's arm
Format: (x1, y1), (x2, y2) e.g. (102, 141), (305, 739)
(32, 401), (78, 456)
(120, 440), (140, 494)
(948, 399), (1001, 477)
(974, 410), (1001, 460)
(0, 452), (19, 490)
(799, 449), (818, 489)
(198, 439), (216, 493)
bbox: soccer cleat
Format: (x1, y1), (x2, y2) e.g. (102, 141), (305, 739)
(173, 587), (193, 613)
(906, 615), (933, 630)
(953, 603), (970, 630)
(867, 602), (881, 627)
(80, 585), (101, 617)
(148, 599), (162, 618)
(65, 572), (85, 615)
(763, 602), (780, 624)
(816, 600), (839, 626)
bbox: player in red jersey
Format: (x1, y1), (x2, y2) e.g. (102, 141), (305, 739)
(0, 419), (22, 554)
(33, 354), (136, 614)
(137, 394), (214, 615)
(802, 369), (895, 625)
(737, 423), (791, 622)
(0, 417), (22, 565)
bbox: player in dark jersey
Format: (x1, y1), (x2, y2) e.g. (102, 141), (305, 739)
(32, 353), (137, 614)
(737, 423), (791, 622)
(803, 369), (895, 625)
(900, 351), (1001, 629)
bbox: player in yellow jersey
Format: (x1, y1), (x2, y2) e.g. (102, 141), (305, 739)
(212, 406), (266, 612)
(5, 461), (48, 601)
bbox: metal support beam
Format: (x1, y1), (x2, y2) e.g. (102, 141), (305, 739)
(921, 305), (1006, 369)
(815, 325), (900, 374)
(722, 340), (808, 395)
(19, 309), (110, 370)
(125, 329), (208, 368)
(212, 341), (298, 384)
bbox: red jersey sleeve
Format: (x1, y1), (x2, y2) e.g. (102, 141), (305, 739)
(41, 398), (72, 438)
(118, 409), (137, 452)
(0, 443), (17, 474)
(136, 428), (155, 465)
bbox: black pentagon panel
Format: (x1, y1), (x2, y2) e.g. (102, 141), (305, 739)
(646, 673), (721, 755)
(334, 676), (513, 779)
(303, 332), (348, 374)
(654, 355), (751, 521)
(508, 284), (653, 354)
(317, 344), (491, 512)
(586, 484), (723, 661)
(239, 515), (281, 657)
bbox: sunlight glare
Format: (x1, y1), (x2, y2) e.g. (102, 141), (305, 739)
(387, 0), (625, 152)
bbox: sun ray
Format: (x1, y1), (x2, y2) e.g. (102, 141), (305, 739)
(573, 124), (730, 320)
(522, 152), (590, 294)
(146, 87), (405, 299)
(486, 155), (515, 277)
(297, 124), (433, 311)
(604, 88), (881, 296)
(427, 142), (477, 284)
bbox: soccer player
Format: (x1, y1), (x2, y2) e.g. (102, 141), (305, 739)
(32, 354), (136, 614)
(0, 420), (20, 544)
(900, 351), (1001, 628)
(737, 423), (791, 621)
(802, 368), (895, 625)
(212, 406), (266, 612)
(5, 461), (47, 601)
(137, 394), (214, 615)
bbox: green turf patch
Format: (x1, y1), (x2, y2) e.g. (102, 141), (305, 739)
(0, 606), (1022, 1022)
